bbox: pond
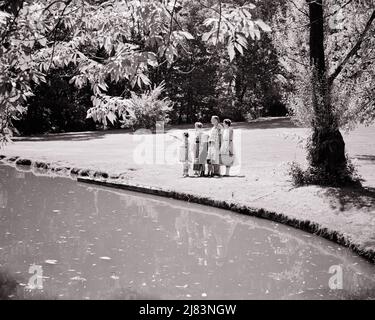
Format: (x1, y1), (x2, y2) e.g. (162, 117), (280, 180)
(0, 164), (375, 300)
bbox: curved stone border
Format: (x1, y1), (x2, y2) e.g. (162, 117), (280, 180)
(1, 154), (375, 264)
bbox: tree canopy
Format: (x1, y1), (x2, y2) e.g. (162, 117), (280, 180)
(272, 0), (374, 130)
(0, 0), (373, 141)
(0, 0), (274, 138)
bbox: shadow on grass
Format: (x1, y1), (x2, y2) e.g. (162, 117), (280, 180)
(323, 186), (375, 212)
(355, 155), (375, 163)
(13, 129), (135, 142)
(183, 175), (246, 178)
(231, 117), (299, 130)
(13, 117), (299, 142)
(170, 117), (298, 131)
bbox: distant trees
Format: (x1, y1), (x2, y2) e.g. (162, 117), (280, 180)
(230, 34), (288, 120)
(159, 0), (289, 124)
(14, 66), (95, 134)
(1, 0), (279, 137)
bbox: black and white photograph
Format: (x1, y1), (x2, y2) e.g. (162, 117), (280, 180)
(0, 0), (375, 308)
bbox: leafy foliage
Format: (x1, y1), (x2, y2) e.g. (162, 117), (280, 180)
(87, 81), (173, 129)
(0, 0), (271, 140)
(201, 2), (271, 61)
(288, 156), (361, 187)
(288, 130), (361, 187)
(228, 34), (288, 120)
(273, 0), (374, 186)
(15, 66), (95, 134)
(272, 0), (374, 130)
(127, 81), (173, 129)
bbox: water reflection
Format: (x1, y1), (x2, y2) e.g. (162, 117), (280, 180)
(0, 164), (375, 300)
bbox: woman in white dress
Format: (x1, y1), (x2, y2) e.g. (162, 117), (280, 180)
(207, 116), (222, 177)
(220, 119), (234, 176)
(192, 122), (208, 176)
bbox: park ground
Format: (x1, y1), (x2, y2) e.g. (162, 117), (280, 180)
(1, 117), (375, 260)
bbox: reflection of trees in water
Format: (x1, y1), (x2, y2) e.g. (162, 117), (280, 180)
(0, 183), (8, 209)
(0, 268), (20, 300)
(2, 166), (375, 299)
(123, 196), (159, 221)
(268, 233), (307, 289)
(97, 188), (239, 271)
(265, 230), (375, 298)
(0, 267), (58, 300)
(266, 229), (336, 298)
(0, 172), (103, 298)
(174, 209), (238, 268)
(107, 193), (240, 297)
(92, 188), (99, 216)
(211, 217), (238, 264)
(86, 188), (375, 298)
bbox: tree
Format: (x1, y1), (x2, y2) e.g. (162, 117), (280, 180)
(0, 0), (271, 142)
(308, 0), (374, 184)
(306, 0), (348, 181)
(273, 0), (374, 185)
(231, 34), (288, 120)
(150, 1), (221, 124)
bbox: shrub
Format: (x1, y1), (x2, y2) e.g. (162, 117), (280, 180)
(288, 161), (307, 186)
(87, 82), (173, 130)
(288, 156), (362, 187)
(127, 82), (173, 129)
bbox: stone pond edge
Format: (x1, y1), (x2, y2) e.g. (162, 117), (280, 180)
(1, 154), (374, 264)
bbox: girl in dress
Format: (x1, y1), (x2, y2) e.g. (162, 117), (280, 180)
(179, 131), (190, 177)
(220, 119), (234, 176)
(207, 116), (222, 177)
(192, 122), (208, 176)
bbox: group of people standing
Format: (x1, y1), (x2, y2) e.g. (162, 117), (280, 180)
(180, 116), (235, 177)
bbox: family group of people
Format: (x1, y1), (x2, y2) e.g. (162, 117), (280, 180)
(179, 116), (235, 177)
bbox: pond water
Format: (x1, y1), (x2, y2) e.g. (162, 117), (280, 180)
(0, 164), (375, 300)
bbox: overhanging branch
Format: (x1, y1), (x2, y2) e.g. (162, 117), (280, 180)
(328, 10), (375, 86)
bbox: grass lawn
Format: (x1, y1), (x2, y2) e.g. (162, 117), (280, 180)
(1, 117), (375, 260)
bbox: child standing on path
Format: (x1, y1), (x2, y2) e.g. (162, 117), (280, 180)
(179, 131), (190, 177)
(192, 122), (208, 176)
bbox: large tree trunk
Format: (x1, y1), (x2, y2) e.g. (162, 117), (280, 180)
(307, 0), (347, 178)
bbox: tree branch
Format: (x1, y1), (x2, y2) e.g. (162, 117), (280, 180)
(42, 0), (68, 13)
(47, 0), (74, 72)
(328, 9), (375, 86)
(286, 0), (309, 17)
(0, 1), (24, 45)
(323, 0), (354, 19)
(216, 0), (222, 47)
(167, 0), (178, 45)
